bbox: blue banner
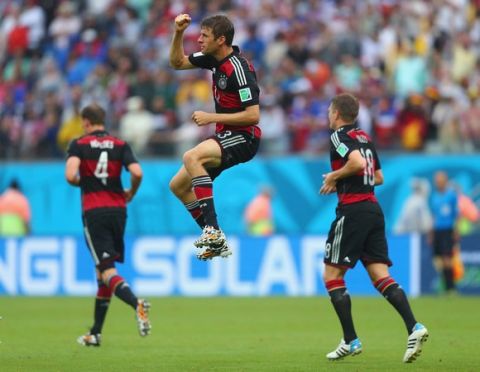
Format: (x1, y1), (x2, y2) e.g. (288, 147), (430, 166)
(2, 155), (480, 236)
(0, 235), (414, 296)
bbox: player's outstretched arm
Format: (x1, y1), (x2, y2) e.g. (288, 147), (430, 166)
(65, 156), (81, 186)
(169, 14), (195, 70)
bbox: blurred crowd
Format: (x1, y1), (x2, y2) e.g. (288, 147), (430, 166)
(1, 0), (480, 159)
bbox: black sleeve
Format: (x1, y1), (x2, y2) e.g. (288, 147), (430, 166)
(373, 148), (381, 170)
(230, 66), (260, 108)
(66, 139), (81, 159)
(188, 52), (217, 70)
(122, 142), (138, 169)
(330, 131), (359, 159)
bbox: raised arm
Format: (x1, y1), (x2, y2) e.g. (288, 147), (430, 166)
(169, 14), (196, 70)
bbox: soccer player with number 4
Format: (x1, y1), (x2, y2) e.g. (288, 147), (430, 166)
(65, 104), (151, 346)
(168, 14), (261, 260)
(319, 93), (428, 363)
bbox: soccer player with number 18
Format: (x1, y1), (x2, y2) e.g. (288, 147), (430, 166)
(319, 93), (428, 363)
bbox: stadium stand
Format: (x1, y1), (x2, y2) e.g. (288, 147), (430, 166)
(0, 0), (479, 159)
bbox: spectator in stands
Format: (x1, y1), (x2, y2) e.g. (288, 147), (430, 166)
(242, 23), (266, 70)
(0, 179), (31, 237)
(1, 4), (27, 58)
(47, 1), (81, 71)
(258, 91), (288, 155)
(20, 0), (45, 53)
(1, 0), (480, 159)
(57, 84), (84, 152)
(372, 96), (397, 149)
(393, 41), (428, 99)
(396, 94), (428, 151)
(119, 96), (154, 156)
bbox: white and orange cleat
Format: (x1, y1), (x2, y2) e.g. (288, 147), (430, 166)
(136, 299), (151, 337)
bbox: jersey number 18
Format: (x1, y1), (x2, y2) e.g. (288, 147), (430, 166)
(360, 148), (375, 186)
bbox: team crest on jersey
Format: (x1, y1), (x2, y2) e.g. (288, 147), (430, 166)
(218, 75), (227, 90)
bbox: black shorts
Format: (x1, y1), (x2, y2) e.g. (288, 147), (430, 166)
(207, 130), (260, 180)
(324, 201), (392, 269)
(83, 209), (126, 269)
(432, 228), (455, 257)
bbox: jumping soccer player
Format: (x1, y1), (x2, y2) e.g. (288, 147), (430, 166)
(169, 14), (261, 260)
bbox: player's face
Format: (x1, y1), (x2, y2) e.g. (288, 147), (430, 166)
(198, 27), (223, 55)
(328, 104), (337, 130)
(81, 118), (91, 133)
(434, 172), (448, 191)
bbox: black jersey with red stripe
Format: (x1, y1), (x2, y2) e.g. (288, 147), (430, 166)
(66, 130), (138, 213)
(329, 124), (381, 205)
(188, 46), (261, 138)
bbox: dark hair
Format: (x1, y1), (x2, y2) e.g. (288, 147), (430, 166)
(331, 93), (359, 123)
(81, 103), (106, 125)
(201, 15), (234, 46)
(9, 179), (20, 190)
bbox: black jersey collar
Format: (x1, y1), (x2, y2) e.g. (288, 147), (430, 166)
(338, 123), (357, 132)
(217, 45), (241, 65)
(90, 129), (109, 136)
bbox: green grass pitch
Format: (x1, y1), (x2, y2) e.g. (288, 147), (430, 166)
(1, 296), (479, 371)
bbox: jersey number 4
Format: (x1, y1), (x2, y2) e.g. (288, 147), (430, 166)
(94, 151), (109, 185)
(360, 148), (375, 186)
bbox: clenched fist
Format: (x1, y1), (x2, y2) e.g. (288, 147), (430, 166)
(174, 14), (191, 32)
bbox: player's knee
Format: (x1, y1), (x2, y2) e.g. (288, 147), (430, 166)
(169, 177), (180, 195)
(169, 175), (190, 197)
(322, 267), (344, 283)
(182, 148), (199, 167)
(98, 263), (116, 284)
